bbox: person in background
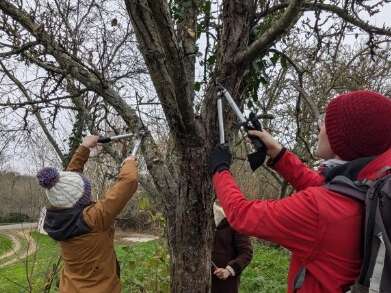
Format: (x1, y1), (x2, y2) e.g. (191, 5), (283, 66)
(212, 200), (253, 293)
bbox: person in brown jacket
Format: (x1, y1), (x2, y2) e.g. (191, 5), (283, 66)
(212, 201), (253, 293)
(36, 135), (138, 293)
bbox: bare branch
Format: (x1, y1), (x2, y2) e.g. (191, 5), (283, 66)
(21, 52), (67, 75)
(0, 60), (66, 162)
(0, 92), (86, 108)
(235, 0), (303, 65)
(176, 0), (199, 87)
(0, 41), (38, 58)
(125, 0), (200, 144)
(255, 1), (391, 37)
(0, 0), (177, 199)
(308, 2), (391, 37)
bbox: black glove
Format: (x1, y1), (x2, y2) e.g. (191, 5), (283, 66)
(208, 144), (232, 175)
(246, 132), (267, 171)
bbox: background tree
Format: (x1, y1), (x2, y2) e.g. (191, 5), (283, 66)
(0, 0), (390, 292)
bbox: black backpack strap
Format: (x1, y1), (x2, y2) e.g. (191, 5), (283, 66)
(325, 176), (375, 291)
(325, 171), (391, 293)
(377, 174), (391, 292)
(356, 180), (380, 287)
(381, 247), (391, 291)
(376, 207), (391, 261)
(357, 175), (391, 289)
(371, 175), (391, 265)
(376, 206), (391, 292)
(325, 175), (369, 201)
(376, 174), (391, 256)
(293, 266), (306, 291)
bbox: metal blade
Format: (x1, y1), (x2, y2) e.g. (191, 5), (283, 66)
(218, 87), (247, 124)
(109, 133), (133, 141)
(130, 138), (143, 156)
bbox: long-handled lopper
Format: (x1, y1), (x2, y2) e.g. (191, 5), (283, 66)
(217, 85), (273, 171)
(97, 130), (147, 156)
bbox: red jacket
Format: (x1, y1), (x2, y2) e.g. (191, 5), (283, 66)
(212, 149), (391, 293)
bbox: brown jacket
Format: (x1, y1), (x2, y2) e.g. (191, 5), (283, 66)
(212, 218), (253, 293)
(47, 146), (138, 293)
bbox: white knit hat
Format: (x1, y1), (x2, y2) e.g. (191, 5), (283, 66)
(37, 167), (91, 208)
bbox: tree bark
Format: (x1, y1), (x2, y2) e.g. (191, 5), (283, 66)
(166, 146), (214, 292)
(126, 1), (257, 292)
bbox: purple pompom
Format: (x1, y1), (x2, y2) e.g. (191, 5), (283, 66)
(36, 167), (60, 189)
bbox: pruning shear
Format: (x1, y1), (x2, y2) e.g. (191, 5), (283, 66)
(217, 85), (273, 171)
(97, 129), (147, 156)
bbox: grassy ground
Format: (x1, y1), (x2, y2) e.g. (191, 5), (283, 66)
(117, 239), (289, 293)
(241, 244), (289, 293)
(0, 232), (60, 293)
(0, 234), (289, 293)
(0, 234), (13, 256)
(117, 240), (171, 292)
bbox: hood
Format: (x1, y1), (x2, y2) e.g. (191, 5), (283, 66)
(358, 148), (391, 181)
(213, 202), (226, 227)
(44, 205), (91, 241)
(322, 157), (373, 183)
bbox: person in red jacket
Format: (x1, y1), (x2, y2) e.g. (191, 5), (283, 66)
(208, 90), (391, 293)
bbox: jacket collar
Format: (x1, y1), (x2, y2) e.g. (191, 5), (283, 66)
(323, 156), (374, 183)
(358, 148), (391, 180)
(213, 203), (226, 227)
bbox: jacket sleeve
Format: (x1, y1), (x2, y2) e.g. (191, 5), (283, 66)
(272, 150), (324, 191)
(83, 160), (138, 231)
(212, 170), (319, 257)
(65, 146), (90, 172)
(227, 232), (253, 275)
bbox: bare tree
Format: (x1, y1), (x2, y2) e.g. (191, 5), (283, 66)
(0, 0), (391, 292)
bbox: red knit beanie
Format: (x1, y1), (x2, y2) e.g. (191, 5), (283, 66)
(325, 90), (391, 161)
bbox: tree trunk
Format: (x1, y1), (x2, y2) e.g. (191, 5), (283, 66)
(125, 1), (256, 292)
(166, 145), (214, 292)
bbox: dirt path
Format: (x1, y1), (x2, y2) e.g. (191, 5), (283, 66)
(0, 232), (20, 261)
(0, 223), (160, 271)
(114, 230), (159, 245)
(0, 225), (158, 269)
(0, 223), (37, 231)
(0, 228), (38, 268)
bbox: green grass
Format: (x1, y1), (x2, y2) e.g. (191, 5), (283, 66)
(0, 232), (60, 293)
(0, 235), (289, 293)
(241, 243), (289, 293)
(116, 240), (289, 293)
(117, 240), (170, 293)
(0, 234), (13, 256)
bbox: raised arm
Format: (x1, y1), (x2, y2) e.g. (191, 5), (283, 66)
(248, 130), (324, 191)
(270, 149), (324, 190)
(212, 170), (319, 257)
(83, 157), (138, 231)
(66, 136), (99, 172)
